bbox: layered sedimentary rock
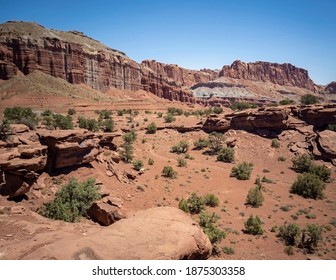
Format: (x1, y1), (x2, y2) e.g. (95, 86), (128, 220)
(219, 60), (316, 91)
(325, 81), (336, 94)
(0, 21), (216, 102)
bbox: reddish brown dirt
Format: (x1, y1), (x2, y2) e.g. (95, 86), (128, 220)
(0, 93), (335, 260)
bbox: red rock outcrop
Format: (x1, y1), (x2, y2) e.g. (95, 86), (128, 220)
(219, 60), (316, 91)
(0, 21), (217, 103)
(325, 81), (336, 94)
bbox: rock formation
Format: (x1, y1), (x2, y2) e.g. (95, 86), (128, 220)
(0, 21), (215, 103)
(219, 60), (316, 91)
(21, 207), (212, 260)
(325, 81), (336, 94)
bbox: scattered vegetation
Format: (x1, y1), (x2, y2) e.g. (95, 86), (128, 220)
(231, 162), (254, 180)
(222, 246), (235, 255)
(217, 147), (235, 163)
(327, 124), (336, 132)
(208, 132), (226, 154)
(171, 140), (189, 154)
(271, 139), (280, 148)
(148, 158), (154, 165)
(292, 154), (313, 173)
(246, 186), (264, 208)
(164, 113), (176, 123)
(146, 122), (157, 134)
(204, 193), (220, 207)
(199, 211), (226, 244)
(193, 137), (209, 150)
(67, 108), (76, 115)
(4, 106), (38, 129)
(132, 159), (144, 171)
(301, 94), (318, 105)
(291, 173), (325, 199)
(244, 215), (264, 235)
(177, 157), (187, 167)
(0, 118), (11, 140)
(39, 177), (100, 223)
(279, 99), (295, 106)
(161, 166), (177, 179)
(231, 102), (257, 111)
(178, 192), (205, 214)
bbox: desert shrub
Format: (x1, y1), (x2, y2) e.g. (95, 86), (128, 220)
(309, 164), (331, 183)
(212, 107), (223, 114)
(77, 116), (88, 128)
(279, 99), (295, 106)
(222, 246), (235, 255)
(262, 176), (273, 183)
(148, 158), (154, 165)
(0, 118), (11, 140)
(277, 223), (302, 246)
(177, 157), (187, 167)
(208, 132), (225, 154)
(292, 154), (313, 173)
(327, 124), (336, 132)
(146, 122), (157, 134)
(301, 94), (318, 105)
(123, 130), (137, 144)
(199, 211), (226, 244)
(41, 109), (53, 117)
(284, 246), (295, 255)
(171, 140), (189, 153)
(4, 106), (38, 129)
(67, 108), (76, 115)
(217, 147), (235, 163)
(231, 162), (254, 180)
(132, 159), (144, 171)
(164, 113), (176, 123)
(179, 193), (205, 214)
(120, 142), (134, 163)
(231, 102), (257, 111)
(246, 186), (264, 208)
(53, 114), (74, 130)
(244, 215), (264, 235)
(290, 173), (325, 199)
(271, 139), (280, 148)
(95, 109), (112, 119)
(167, 107), (183, 115)
(278, 156), (286, 162)
(87, 118), (99, 132)
(102, 118), (114, 132)
(157, 112), (163, 118)
(204, 193), (219, 207)
(193, 137), (209, 150)
(161, 166), (177, 179)
(39, 177), (100, 223)
(117, 110), (124, 116)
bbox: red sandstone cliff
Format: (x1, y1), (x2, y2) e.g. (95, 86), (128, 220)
(219, 60), (316, 91)
(0, 21), (216, 103)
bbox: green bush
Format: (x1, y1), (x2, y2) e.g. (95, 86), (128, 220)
(179, 193), (205, 214)
(148, 158), (154, 165)
(327, 124), (336, 132)
(102, 118), (114, 132)
(291, 173), (325, 199)
(41, 109), (53, 117)
(193, 137), (209, 150)
(157, 112), (163, 118)
(301, 94), (318, 105)
(246, 186), (264, 208)
(177, 157), (187, 167)
(86, 118), (99, 132)
(164, 113), (176, 123)
(279, 99), (295, 106)
(231, 162), (254, 180)
(68, 108), (76, 115)
(204, 193), (219, 207)
(212, 107), (223, 114)
(309, 164), (331, 183)
(146, 122), (157, 134)
(199, 211), (226, 244)
(4, 106), (38, 129)
(231, 102), (257, 111)
(171, 140), (189, 153)
(217, 147), (235, 163)
(167, 107), (183, 115)
(161, 166), (177, 179)
(53, 114), (74, 130)
(132, 160), (144, 171)
(292, 154), (313, 173)
(208, 132), (225, 154)
(123, 131), (137, 144)
(96, 109), (112, 119)
(222, 246), (235, 255)
(121, 142), (134, 163)
(39, 177), (100, 222)
(244, 215), (264, 235)
(277, 223), (301, 246)
(271, 139), (280, 148)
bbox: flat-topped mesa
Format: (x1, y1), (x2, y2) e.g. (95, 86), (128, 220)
(219, 60), (316, 91)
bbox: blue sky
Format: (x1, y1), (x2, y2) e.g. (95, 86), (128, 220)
(0, 0), (335, 85)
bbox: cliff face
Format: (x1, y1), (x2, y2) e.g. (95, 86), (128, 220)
(0, 21), (216, 103)
(325, 82), (336, 94)
(219, 60), (316, 91)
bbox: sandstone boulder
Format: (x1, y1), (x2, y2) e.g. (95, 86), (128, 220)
(89, 201), (124, 226)
(316, 130), (336, 165)
(22, 207), (212, 260)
